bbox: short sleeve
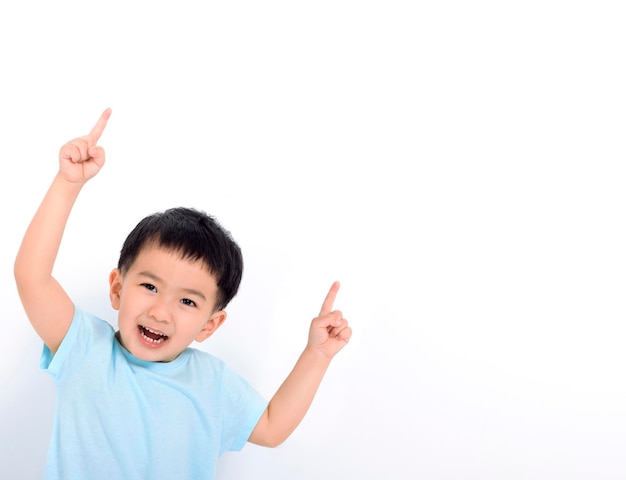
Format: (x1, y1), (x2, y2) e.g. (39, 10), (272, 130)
(219, 366), (268, 454)
(40, 307), (114, 384)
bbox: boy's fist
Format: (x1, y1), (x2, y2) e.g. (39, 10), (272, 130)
(59, 108), (111, 184)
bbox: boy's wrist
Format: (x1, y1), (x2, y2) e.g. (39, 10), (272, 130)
(301, 345), (334, 367)
(53, 173), (87, 197)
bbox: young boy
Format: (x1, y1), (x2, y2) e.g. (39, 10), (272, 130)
(14, 108), (352, 479)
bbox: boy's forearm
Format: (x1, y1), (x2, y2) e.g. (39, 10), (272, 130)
(15, 174), (82, 284)
(260, 347), (332, 446)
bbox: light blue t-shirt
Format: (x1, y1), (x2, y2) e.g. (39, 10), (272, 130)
(40, 307), (267, 480)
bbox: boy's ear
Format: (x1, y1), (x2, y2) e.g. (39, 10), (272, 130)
(196, 310), (227, 342)
(109, 268), (122, 310)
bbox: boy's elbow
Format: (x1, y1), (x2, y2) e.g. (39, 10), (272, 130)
(13, 259), (24, 285)
(263, 434), (288, 449)
(249, 407), (296, 448)
(14, 265), (30, 297)
(14, 258), (36, 291)
(248, 422), (289, 448)
(254, 436), (286, 449)
(14, 265), (37, 300)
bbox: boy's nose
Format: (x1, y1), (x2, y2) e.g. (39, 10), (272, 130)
(148, 301), (173, 324)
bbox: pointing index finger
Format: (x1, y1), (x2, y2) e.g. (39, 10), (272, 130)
(89, 107), (112, 142)
(319, 281), (340, 316)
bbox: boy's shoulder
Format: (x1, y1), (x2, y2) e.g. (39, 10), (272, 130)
(181, 347), (256, 389)
(182, 346), (227, 372)
(72, 306), (116, 336)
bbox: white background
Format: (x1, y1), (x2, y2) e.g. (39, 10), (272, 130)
(1, 1), (626, 479)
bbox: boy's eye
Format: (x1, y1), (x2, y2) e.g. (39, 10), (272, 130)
(181, 298), (197, 307)
(141, 283), (157, 292)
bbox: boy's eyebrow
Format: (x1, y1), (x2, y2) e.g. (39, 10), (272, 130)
(138, 271), (207, 301)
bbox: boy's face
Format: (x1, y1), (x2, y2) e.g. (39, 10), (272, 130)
(108, 245), (226, 362)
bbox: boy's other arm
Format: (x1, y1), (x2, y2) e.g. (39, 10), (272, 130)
(248, 281), (352, 448)
(14, 109), (111, 355)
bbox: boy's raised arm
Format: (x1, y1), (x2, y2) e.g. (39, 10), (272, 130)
(14, 108), (111, 355)
(248, 281), (352, 448)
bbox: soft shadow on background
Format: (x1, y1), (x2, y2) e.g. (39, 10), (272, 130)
(2, 1), (626, 479)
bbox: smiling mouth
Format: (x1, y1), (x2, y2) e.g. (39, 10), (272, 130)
(138, 325), (169, 344)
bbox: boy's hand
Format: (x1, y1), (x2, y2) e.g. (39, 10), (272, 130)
(58, 108), (111, 184)
(307, 281), (352, 359)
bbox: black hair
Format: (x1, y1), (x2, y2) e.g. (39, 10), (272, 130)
(117, 207), (243, 311)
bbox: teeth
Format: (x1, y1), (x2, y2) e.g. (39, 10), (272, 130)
(141, 333), (164, 344)
(144, 326), (166, 336)
(140, 326), (168, 344)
